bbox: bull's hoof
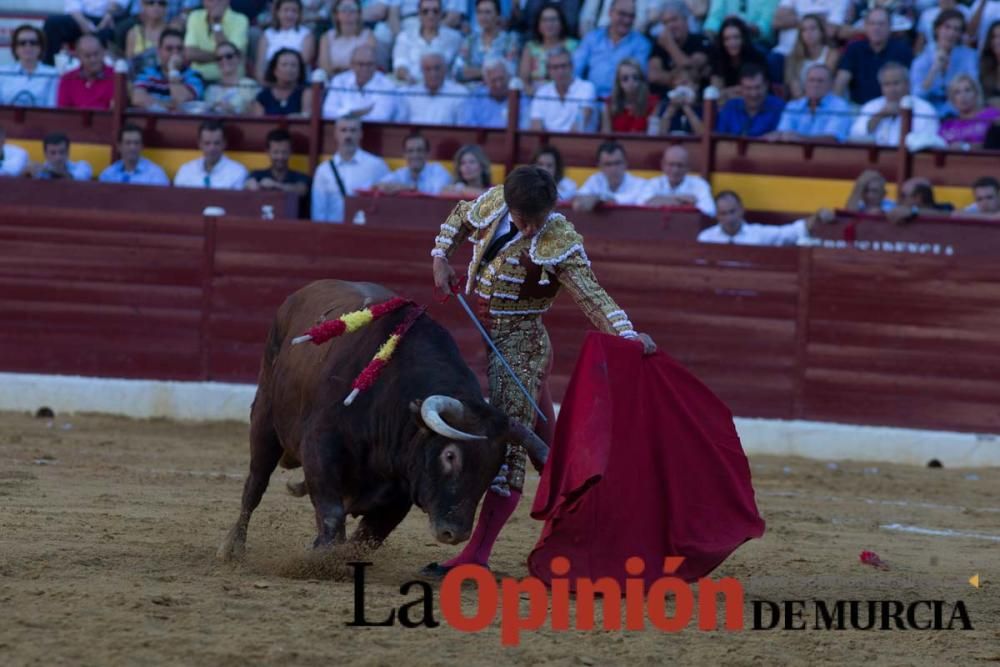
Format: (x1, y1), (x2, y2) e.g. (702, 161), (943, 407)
(216, 527), (246, 562)
(419, 562), (454, 578)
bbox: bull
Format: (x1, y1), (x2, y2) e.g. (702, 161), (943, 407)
(217, 279), (548, 561)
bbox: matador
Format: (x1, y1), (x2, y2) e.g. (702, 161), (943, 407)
(422, 166), (656, 577)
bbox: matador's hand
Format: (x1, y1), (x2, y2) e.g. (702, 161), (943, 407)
(637, 332), (657, 355)
(432, 256), (458, 294)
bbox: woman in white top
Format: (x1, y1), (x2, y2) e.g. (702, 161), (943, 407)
(532, 145), (577, 202)
(205, 42), (261, 114)
(783, 14), (839, 100)
(256, 0), (316, 78)
(0, 25), (58, 108)
(319, 0), (377, 77)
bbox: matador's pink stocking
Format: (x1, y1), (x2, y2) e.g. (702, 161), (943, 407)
(442, 489), (521, 568)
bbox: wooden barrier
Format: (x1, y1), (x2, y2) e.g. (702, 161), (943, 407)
(2, 203), (999, 434)
(0, 178), (300, 219)
(810, 210), (1000, 257)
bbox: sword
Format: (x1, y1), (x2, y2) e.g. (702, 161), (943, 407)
(451, 290), (547, 424)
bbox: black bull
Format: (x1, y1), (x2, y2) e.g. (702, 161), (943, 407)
(218, 280), (549, 561)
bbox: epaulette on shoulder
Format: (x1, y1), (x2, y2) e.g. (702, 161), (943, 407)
(529, 214), (588, 266)
(466, 185), (507, 229)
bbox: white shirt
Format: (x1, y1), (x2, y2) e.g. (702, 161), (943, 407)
(263, 26), (311, 63)
(391, 25), (462, 84)
(0, 142), (29, 177)
(577, 171), (647, 206)
(638, 173), (716, 216)
(378, 162), (452, 195)
(698, 219), (810, 246)
(311, 149), (390, 223)
(65, 0), (118, 15)
(557, 176), (578, 201)
(528, 79), (597, 132)
(401, 80), (467, 125)
(323, 70), (401, 122)
(849, 96), (940, 146)
(173, 155), (248, 190)
(0, 63), (59, 107)
(917, 4), (971, 49)
(775, 0), (851, 54)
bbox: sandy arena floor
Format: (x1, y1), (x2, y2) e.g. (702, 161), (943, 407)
(0, 411), (998, 666)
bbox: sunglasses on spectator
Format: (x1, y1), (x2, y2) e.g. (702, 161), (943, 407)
(420, 7), (441, 14)
(16, 38), (40, 46)
(216, 51), (239, 61)
(145, 0), (168, 5)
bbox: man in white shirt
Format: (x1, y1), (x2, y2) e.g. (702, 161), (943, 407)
(323, 44), (402, 122)
(42, 0), (124, 66)
(698, 191), (823, 245)
(638, 145), (715, 216)
(173, 120), (248, 190)
(572, 141), (647, 211)
(0, 124), (29, 177)
(849, 62), (939, 147)
(391, 0), (462, 85)
(312, 118), (390, 223)
(960, 176), (1000, 217)
(529, 47), (597, 132)
(377, 133), (452, 194)
(401, 51), (467, 125)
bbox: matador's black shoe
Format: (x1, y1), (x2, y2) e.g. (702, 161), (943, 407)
(419, 562), (453, 578)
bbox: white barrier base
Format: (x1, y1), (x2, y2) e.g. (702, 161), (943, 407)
(1, 372), (997, 467)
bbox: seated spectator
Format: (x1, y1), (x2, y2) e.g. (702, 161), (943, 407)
(653, 64), (705, 135)
(774, 4), (851, 68)
(638, 145), (715, 216)
(849, 62), (939, 146)
(704, 0), (780, 43)
(442, 144), (492, 197)
(173, 120), (248, 189)
(57, 35), (115, 110)
(767, 64), (852, 142)
(835, 8), (913, 106)
(844, 169), (895, 213)
(377, 133), (452, 194)
(647, 1), (711, 97)
(98, 123), (169, 185)
(323, 44), (401, 121)
(0, 25), (59, 107)
(579, 0), (660, 35)
(708, 17), (768, 105)
(886, 176), (954, 223)
(0, 125), (30, 178)
(453, 0), (519, 84)
(400, 51), (468, 124)
(318, 0), (374, 78)
(392, 0), (462, 85)
(392, 0), (466, 32)
(572, 141), (647, 211)
(915, 0), (971, 53)
(245, 128), (310, 206)
(204, 42), (260, 114)
(939, 74), (1000, 147)
(529, 47), (597, 132)
(185, 0), (250, 84)
(910, 9), (978, 114)
(698, 190), (824, 245)
(125, 0), (169, 75)
(573, 0), (652, 99)
(781, 14), (840, 101)
(461, 58), (531, 128)
(517, 4), (579, 96)
(311, 118), (390, 222)
(28, 132), (93, 181)
(601, 58), (659, 133)
(250, 48), (312, 116)
(961, 176), (1000, 217)
(532, 145), (578, 201)
(971, 1), (1000, 57)
(132, 29), (205, 112)
(980, 20), (1000, 107)
(715, 64), (785, 137)
(256, 0), (316, 79)
(513, 0), (582, 40)
(42, 0), (122, 66)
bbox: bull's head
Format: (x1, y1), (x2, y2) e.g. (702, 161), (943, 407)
(409, 395), (548, 544)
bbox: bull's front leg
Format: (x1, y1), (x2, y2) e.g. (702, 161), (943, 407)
(301, 434), (348, 549)
(350, 497), (411, 551)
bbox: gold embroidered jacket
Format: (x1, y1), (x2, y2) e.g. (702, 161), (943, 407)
(431, 185), (638, 339)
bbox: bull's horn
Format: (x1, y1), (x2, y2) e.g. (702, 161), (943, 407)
(509, 421), (549, 472)
(420, 395), (486, 442)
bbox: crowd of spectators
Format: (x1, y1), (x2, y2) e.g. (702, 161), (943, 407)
(1, 0), (998, 148)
